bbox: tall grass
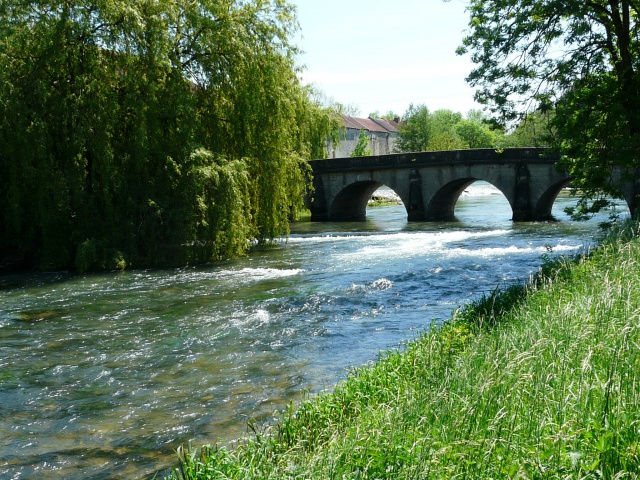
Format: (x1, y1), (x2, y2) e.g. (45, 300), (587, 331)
(166, 221), (640, 479)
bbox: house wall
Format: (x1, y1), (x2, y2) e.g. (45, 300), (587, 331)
(329, 128), (359, 158)
(370, 131), (398, 156)
(327, 128), (399, 158)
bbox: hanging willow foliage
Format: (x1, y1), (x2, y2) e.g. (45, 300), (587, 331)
(0, 0), (340, 271)
(184, 149), (251, 262)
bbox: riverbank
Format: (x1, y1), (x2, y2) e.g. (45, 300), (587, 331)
(368, 188), (403, 207)
(166, 221), (640, 479)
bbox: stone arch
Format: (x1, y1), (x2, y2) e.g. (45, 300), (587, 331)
(533, 177), (574, 220)
(329, 180), (382, 221)
(425, 178), (510, 221)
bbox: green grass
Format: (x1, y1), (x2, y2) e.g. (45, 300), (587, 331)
(367, 199), (401, 207)
(294, 208), (312, 222)
(165, 222), (640, 479)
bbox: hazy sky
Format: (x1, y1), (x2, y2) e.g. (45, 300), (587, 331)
(291, 0), (479, 118)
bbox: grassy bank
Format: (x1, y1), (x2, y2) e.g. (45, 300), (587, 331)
(166, 223), (640, 479)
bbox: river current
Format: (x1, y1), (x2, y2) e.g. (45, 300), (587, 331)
(0, 184), (627, 479)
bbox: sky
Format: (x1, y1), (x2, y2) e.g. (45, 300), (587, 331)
(290, 0), (480, 118)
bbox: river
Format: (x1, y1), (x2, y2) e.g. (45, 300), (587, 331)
(0, 184), (627, 479)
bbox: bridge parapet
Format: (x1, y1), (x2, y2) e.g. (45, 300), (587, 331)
(310, 148), (560, 173)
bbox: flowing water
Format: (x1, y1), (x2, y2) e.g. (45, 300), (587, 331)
(0, 184), (627, 479)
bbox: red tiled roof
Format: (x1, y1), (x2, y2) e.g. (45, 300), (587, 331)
(342, 115), (367, 130)
(341, 115), (399, 134)
(369, 117), (399, 133)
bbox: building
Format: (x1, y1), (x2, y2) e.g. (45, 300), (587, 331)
(327, 115), (400, 158)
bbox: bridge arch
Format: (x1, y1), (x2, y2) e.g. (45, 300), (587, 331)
(425, 178), (510, 221)
(329, 180), (384, 221)
(307, 148), (635, 222)
(533, 177), (574, 220)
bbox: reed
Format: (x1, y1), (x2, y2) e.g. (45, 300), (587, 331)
(165, 221), (640, 479)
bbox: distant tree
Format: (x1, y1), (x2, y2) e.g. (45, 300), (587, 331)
(334, 102), (361, 117)
(461, 109), (507, 148)
(351, 129), (372, 157)
(427, 131), (467, 151)
(505, 111), (556, 148)
(383, 111), (400, 120)
(465, 109), (488, 123)
(395, 104), (432, 152)
(396, 105), (497, 151)
(369, 110), (401, 121)
(426, 110), (465, 150)
(454, 120), (496, 148)
(429, 110), (463, 136)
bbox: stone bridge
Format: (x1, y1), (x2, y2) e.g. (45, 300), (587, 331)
(307, 148), (636, 222)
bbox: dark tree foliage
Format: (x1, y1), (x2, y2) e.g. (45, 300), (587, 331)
(458, 0), (640, 217)
(0, 0), (339, 271)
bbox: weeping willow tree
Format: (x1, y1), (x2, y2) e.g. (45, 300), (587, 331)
(0, 0), (339, 271)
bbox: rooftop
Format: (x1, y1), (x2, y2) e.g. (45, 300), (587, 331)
(340, 115), (399, 134)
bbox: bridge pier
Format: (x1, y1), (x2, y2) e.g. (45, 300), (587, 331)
(407, 169), (425, 221)
(308, 175), (329, 221)
(423, 178), (475, 221)
(512, 163), (533, 221)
